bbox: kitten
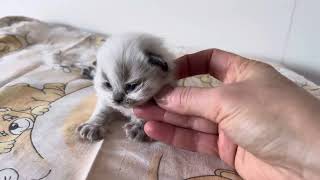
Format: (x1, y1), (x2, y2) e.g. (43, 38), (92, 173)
(77, 33), (175, 142)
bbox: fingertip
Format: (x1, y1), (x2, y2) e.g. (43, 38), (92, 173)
(144, 121), (175, 145)
(144, 121), (157, 137)
(144, 121), (153, 132)
(133, 101), (156, 117)
(134, 104), (165, 121)
(133, 107), (145, 117)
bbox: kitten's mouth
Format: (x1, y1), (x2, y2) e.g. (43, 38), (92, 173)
(114, 96), (151, 107)
(119, 98), (148, 108)
(120, 103), (132, 108)
(116, 99), (138, 108)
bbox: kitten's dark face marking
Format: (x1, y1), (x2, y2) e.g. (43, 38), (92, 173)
(101, 70), (144, 106)
(146, 52), (168, 72)
(102, 72), (112, 89)
(113, 92), (125, 104)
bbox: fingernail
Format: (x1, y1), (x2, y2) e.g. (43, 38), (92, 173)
(133, 107), (144, 117)
(154, 86), (174, 105)
(144, 122), (153, 133)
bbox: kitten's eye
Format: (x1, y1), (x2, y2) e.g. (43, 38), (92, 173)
(125, 82), (139, 93)
(104, 81), (112, 89)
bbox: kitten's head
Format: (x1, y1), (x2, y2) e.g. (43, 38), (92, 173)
(95, 33), (175, 107)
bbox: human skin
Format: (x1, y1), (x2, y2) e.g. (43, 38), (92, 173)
(134, 49), (320, 180)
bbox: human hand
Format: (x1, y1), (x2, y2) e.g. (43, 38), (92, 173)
(134, 49), (320, 180)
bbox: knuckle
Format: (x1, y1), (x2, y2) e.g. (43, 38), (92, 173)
(237, 60), (252, 74)
(250, 60), (276, 71)
(176, 87), (193, 113)
(214, 86), (237, 103)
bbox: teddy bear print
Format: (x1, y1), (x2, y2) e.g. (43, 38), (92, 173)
(0, 83), (66, 154)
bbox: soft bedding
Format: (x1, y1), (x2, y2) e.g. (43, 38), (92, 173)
(0, 16), (319, 180)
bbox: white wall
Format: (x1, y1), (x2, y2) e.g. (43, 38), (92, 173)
(283, 0), (320, 84)
(1, 0), (319, 84)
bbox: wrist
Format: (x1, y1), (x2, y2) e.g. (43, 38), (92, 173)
(285, 93), (320, 179)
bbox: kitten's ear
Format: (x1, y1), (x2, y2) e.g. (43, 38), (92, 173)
(146, 52), (168, 72)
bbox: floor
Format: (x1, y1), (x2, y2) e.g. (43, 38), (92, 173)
(1, 0), (319, 84)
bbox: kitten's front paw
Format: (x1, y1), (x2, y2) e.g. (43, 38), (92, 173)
(123, 122), (150, 142)
(77, 123), (105, 142)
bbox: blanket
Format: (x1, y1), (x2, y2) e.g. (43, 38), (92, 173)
(0, 16), (319, 180)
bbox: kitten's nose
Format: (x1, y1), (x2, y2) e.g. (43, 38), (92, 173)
(113, 93), (124, 104)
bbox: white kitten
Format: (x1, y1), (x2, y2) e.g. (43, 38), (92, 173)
(77, 33), (175, 142)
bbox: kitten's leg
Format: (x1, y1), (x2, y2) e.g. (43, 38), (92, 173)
(77, 100), (113, 142)
(123, 117), (151, 142)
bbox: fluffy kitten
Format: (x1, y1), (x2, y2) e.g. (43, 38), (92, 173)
(77, 33), (175, 142)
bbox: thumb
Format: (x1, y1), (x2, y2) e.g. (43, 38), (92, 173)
(154, 86), (221, 123)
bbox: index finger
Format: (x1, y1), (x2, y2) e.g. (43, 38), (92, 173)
(134, 102), (218, 134)
(175, 48), (250, 83)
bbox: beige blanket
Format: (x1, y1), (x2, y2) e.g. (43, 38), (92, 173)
(0, 16), (319, 180)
